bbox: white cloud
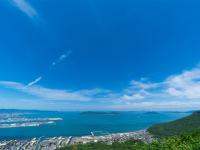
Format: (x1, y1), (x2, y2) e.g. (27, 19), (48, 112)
(165, 88), (182, 97)
(1, 65), (200, 110)
(118, 65), (200, 108)
(130, 80), (158, 90)
(27, 76), (42, 87)
(10, 0), (38, 19)
(165, 66), (200, 99)
(76, 88), (110, 96)
(0, 81), (93, 101)
(122, 79), (158, 102)
(50, 51), (72, 69)
(122, 93), (144, 101)
(107, 101), (200, 111)
(26, 51), (72, 87)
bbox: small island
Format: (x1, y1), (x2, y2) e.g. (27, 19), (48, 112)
(81, 111), (120, 115)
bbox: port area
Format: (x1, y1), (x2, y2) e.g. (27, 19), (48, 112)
(0, 130), (153, 150)
(91, 131), (110, 136)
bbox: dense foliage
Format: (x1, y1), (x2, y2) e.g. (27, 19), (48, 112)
(148, 111), (200, 137)
(58, 141), (146, 150)
(58, 130), (200, 150)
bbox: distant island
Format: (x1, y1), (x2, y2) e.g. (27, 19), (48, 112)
(81, 111), (120, 115)
(143, 111), (160, 115)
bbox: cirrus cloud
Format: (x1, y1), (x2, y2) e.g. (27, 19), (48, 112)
(9, 0), (39, 20)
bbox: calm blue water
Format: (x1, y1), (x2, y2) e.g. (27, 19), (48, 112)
(0, 110), (191, 139)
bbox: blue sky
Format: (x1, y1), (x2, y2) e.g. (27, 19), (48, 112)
(0, 0), (200, 111)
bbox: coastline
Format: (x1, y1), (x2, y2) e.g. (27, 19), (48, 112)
(0, 129), (153, 150)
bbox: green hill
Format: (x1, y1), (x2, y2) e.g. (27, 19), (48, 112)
(148, 111), (200, 137)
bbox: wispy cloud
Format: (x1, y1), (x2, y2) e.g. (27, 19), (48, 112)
(107, 101), (200, 111)
(26, 51), (72, 87)
(10, 0), (39, 20)
(1, 65), (200, 110)
(165, 66), (200, 99)
(50, 51), (72, 69)
(120, 65), (200, 104)
(0, 81), (95, 101)
(27, 76), (42, 87)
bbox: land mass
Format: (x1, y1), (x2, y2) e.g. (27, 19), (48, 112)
(148, 111), (200, 137)
(81, 111), (120, 115)
(58, 111), (200, 150)
(1, 111), (200, 150)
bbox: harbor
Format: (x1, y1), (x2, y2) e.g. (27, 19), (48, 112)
(0, 130), (153, 150)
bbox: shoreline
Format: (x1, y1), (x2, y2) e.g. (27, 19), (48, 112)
(0, 129), (153, 150)
(0, 128), (149, 140)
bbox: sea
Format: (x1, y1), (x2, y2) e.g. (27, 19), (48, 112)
(0, 109), (192, 140)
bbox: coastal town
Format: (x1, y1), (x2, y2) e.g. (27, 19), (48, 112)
(0, 130), (153, 150)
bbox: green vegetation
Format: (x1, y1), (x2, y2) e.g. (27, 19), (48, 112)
(58, 111), (200, 150)
(58, 130), (200, 150)
(57, 141), (147, 150)
(148, 111), (200, 137)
